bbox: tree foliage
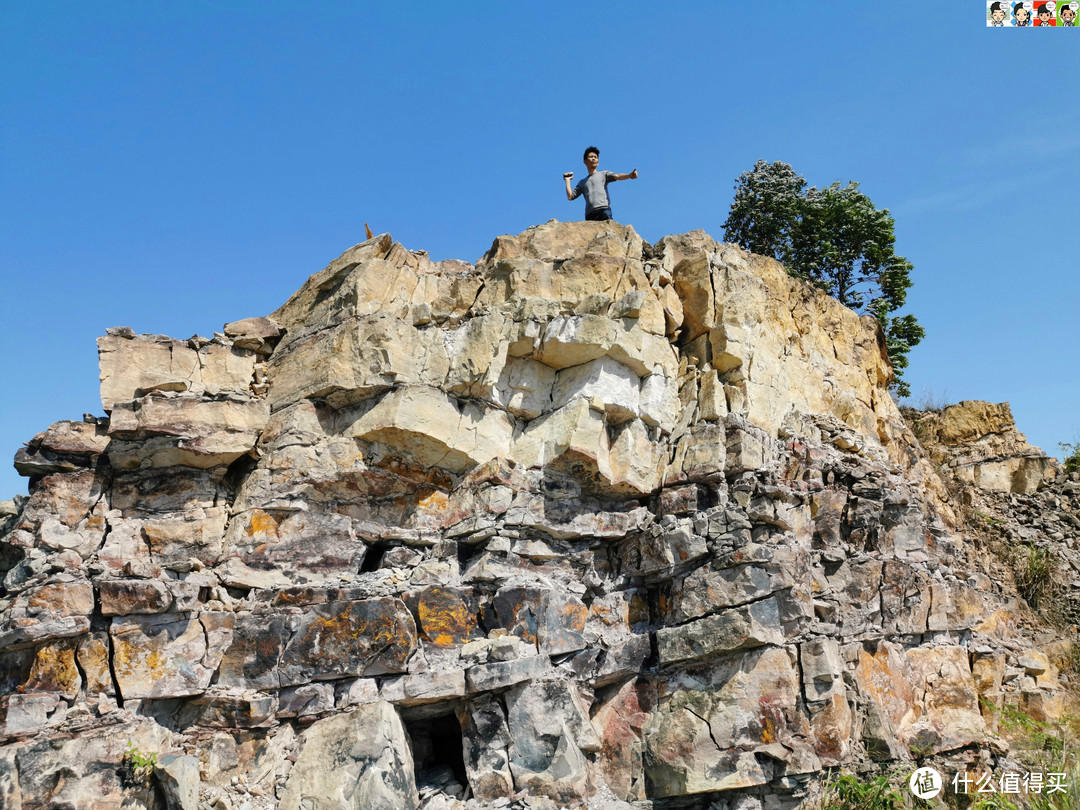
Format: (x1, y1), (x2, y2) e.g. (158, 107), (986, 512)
(723, 160), (924, 397)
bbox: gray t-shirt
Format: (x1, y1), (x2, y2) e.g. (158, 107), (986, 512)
(571, 171), (616, 213)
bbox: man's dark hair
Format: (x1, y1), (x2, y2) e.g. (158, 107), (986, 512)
(583, 146), (599, 160)
(1037, 5), (1051, 15)
(991, 1), (1005, 11)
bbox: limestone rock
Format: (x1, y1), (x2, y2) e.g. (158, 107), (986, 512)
(215, 598), (416, 690)
(10, 720), (173, 809)
(656, 598), (785, 665)
(459, 695), (515, 800)
(156, 753), (200, 810)
(505, 680), (599, 804)
(279, 701), (417, 810)
(111, 611), (232, 699)
(98, 331), (258, 412)
(13, 420), (109, 477)
(107, 392), (268, 469)
(5, 221), (1070, 809)
(644, 647), (812, 797)
(912, 400), (1056, 494)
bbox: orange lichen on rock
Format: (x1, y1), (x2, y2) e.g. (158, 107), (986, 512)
(245, 510), (281, 537)
(25, 640), (82, 697)
(417, 586), (476, 648)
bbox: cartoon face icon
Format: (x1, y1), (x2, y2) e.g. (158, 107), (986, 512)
(1014, 3), (1031, 23)
(991, 5), (1008, 21)
(1037, 5), (1054, 22)
(1062, 4), (1077, 22)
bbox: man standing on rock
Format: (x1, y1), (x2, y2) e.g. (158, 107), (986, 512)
(564, 145), (637, 222)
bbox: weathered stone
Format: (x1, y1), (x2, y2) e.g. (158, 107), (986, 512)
(903, 646), (985, 754)
(347, 386), (514, 474)
(99, 578), (173, 615)
(224, 508), (366, 584)
(266, 314), (450, 411)
(30, 578), (94, 615)
(459, 695), (515, 800)
(972, 653), (1006, 697)
(214, 612), (292, 691)
(852, 641), (915, 760)
(672, 252), (715, 342)
(0, 746), (20, 809)
(379, 669), (466, 706)
(12, 719), (173, 808)
(0, 693), (59, 735)
(551, 357), (641, 423)
(218, 599), (416, 690)
(279, 598), (417, 685)
(800, 638), (844, 702)
(644, 646), (810, 797)
(223, 315), (281, 345)
(98, 332), (257, 412)
(23, 638), (82, 698)
(656, 598), (784, 665)
(725, 421), (769, 475)
(661, 551), (801, 624)
(619, 525), (708, 579)
(591, 679), (653, 801)
(77, 631), (114, 694)
(492, 357), (556, 419)
(810, 692), (854, 766)
(415, 585), (477, 648)
(13, 420), (109, 476)
(505, 680), (599, 804)
(278, 683), (335, 718)
(6, 220), (1061, 808)
(111, 611), (233, 699)
(186, 693), (276, 727)
(336, 677), (380, 708)
(107, 393), (268, 469)
(510, 398), (610, 482)
(109, 466), (223, 515)
(493, 586), (588, 655)
(466, 655), (550, 693)
(279, 701), (417, 810)
(17, 468), (107, 532)
(156, 753), (201, 810)
(915, 401), (1056, 494)
(198, 725), (296, 794)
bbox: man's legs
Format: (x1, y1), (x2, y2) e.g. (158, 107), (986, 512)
(585, 207), (613, 222)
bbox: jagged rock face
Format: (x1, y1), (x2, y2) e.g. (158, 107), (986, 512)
(0, 221), (1061, 809)
(910, 400), (1056, 495)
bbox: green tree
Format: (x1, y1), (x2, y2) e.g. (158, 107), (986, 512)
(723, 160), (924, 397)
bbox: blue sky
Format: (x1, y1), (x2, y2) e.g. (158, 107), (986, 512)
(2, 2), (1078, 498)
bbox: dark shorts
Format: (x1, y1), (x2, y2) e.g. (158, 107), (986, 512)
(585, 207), (613, 222)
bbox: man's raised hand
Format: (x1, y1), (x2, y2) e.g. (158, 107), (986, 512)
(630, 169), (638, 179)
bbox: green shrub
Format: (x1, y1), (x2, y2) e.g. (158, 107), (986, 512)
(1060, 442), (1080, 475)
(817, 769), (906, 810)
(1011, 546), (1078, 628)
(976, 702), (1080, 810)
(123, 741), (158, 786)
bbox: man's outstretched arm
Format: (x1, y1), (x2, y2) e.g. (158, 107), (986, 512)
(611, 168), (639, 182)
(564, 172), (578, 201)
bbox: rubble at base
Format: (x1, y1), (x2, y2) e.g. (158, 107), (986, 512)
(1, 221), (1075, 810)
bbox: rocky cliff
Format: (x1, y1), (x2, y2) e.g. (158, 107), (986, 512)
(1, 221), (1074, 810)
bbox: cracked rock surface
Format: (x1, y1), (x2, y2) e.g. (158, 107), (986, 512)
(1, 221), (1074, 809)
